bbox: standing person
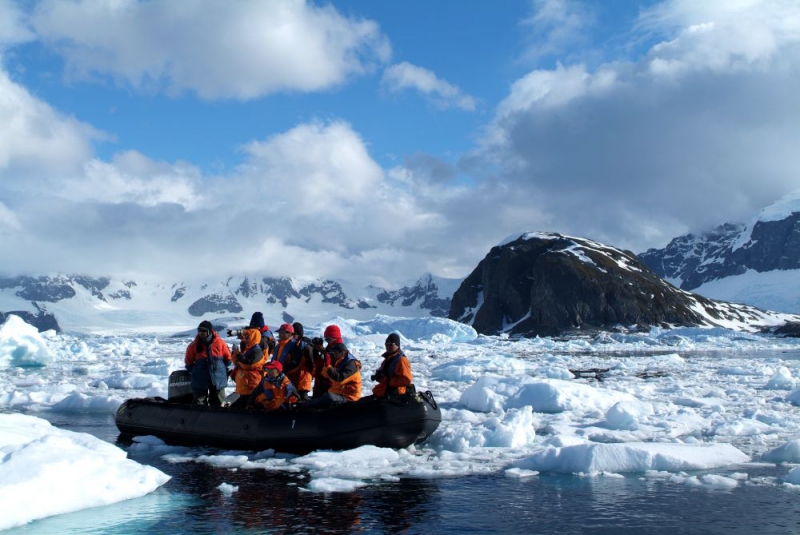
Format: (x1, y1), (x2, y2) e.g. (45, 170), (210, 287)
(185, 320), (232, 406)
(249, 361), (297, 411)
(249, 312), (276, 357)
(371, 333), (413, 398)
(303, 343), (361, 407)
(229, 327), (265, 408)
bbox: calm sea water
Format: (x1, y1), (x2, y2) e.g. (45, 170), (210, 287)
(7, 348), (800, 534)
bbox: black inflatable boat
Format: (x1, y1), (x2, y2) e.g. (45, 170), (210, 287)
(115, 390), (441, 454)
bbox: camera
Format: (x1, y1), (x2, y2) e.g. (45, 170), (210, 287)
(227, 328), (243, 337)
(370, 370), (385, 382)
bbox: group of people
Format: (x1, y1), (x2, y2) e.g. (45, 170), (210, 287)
(184, 312), (413, 411)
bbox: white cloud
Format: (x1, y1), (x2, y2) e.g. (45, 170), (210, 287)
(29, 0), (391, 100)
(381, 61), (476, 111)
(0, 0), (34, 47)
(520, 0), (594, 62)
(639, 0), (800, 76)
(0, 62), (98, 178)
(474, 0), (800, 254)
(66, 152), (203, 210)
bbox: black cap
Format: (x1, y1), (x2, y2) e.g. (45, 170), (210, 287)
(385, 333), (401, 347)
(198, 320), (213, 332)
(293, 322), (304, 337)
(249, 312), (265, 329)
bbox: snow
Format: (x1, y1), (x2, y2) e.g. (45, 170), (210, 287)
(4, 312), (800, 528)
(693, 268), (800, 314)
(731, 190), (800, 252)
(0, 413), (170, 531)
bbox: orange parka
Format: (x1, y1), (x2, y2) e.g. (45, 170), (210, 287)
(250, 374), (296, 411)
(273, 337), (313, 393)
(372, 349), (412, 397)
(231, 328), (265, 395)
(323, 351), (362, 402)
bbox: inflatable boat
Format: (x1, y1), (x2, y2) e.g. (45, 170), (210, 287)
(115, 389), (441, 454)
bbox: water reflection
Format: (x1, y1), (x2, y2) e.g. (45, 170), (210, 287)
(137, 458), (440, 534)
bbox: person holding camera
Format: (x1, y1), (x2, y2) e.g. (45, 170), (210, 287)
(303, 343), (361, 407)
(271, 323), (314, 400)
(229, 327), (265, 408)
(310, 336), (330, 398)
(185, 321), (233, 406)
(371, 333), (412, 398)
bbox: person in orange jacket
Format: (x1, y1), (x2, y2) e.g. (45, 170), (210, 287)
(229, 327), (265, 408)
(184, 320), (233, 406)
(287, 322), (314, 399)
(371, 333), (413, 398)
(249, 361), (297, 411)
(304, 343), (361, 407)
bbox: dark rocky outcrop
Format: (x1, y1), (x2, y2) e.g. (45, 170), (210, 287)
(0, 310), (61, 332)
(376, 275), (452, 317)
(770, 322), (800, 338)
(640, 214), (800, 290)
(188, 294), (243, 317)
(449, 233), (789, 337)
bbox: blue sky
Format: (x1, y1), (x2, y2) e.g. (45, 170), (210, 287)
(1, 0), (799, 287)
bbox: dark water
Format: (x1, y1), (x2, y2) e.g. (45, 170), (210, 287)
(6, 413), (800, 534)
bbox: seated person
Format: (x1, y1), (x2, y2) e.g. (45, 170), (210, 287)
(229, 327), (265, 408)
(371, 333), (413, 398)
(249, 361), (297, 411)
(303, 343), (361, 407)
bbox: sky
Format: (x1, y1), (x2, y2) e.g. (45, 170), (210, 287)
(4, 315), (800, 529)
(1, 0), (800, 287)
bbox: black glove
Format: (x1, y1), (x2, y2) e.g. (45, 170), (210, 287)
(371, 369), (385, 382)
(267, 339), (276, 350)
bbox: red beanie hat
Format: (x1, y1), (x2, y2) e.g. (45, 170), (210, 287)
(323, 324), (342, 340)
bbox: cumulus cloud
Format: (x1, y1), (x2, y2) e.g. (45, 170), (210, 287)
(474, 0), (800, 253)
(381, 62), (476, 111)
(28, 0), (391, 100)
(0, 63), (99, 179)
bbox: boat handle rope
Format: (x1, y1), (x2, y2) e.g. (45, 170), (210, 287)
(422, 390), (438, 410)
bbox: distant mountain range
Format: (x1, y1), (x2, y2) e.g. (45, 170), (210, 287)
(639, 193), (800, 314)
(0, 274), (460, 333)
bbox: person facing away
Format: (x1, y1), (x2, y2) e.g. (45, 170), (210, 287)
(371, 333), (413, 398)
(249, 312), (276, 356)
(249, 361), (297, 411)
(229, 327), (265, 408)
(303, 342), (361, 407)
(184, 320), (233, 406)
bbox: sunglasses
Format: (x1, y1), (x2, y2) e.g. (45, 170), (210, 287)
(198, 329), (210, 335)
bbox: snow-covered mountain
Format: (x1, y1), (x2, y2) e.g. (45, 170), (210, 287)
(639, 192), (800, 314)
(0, 273), (459, 334)
(450, 231), (800, 337)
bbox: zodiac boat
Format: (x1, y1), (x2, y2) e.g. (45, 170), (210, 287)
(115, 372), (441, 454)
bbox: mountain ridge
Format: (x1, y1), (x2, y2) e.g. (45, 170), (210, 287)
(0, 273), (458, 333)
